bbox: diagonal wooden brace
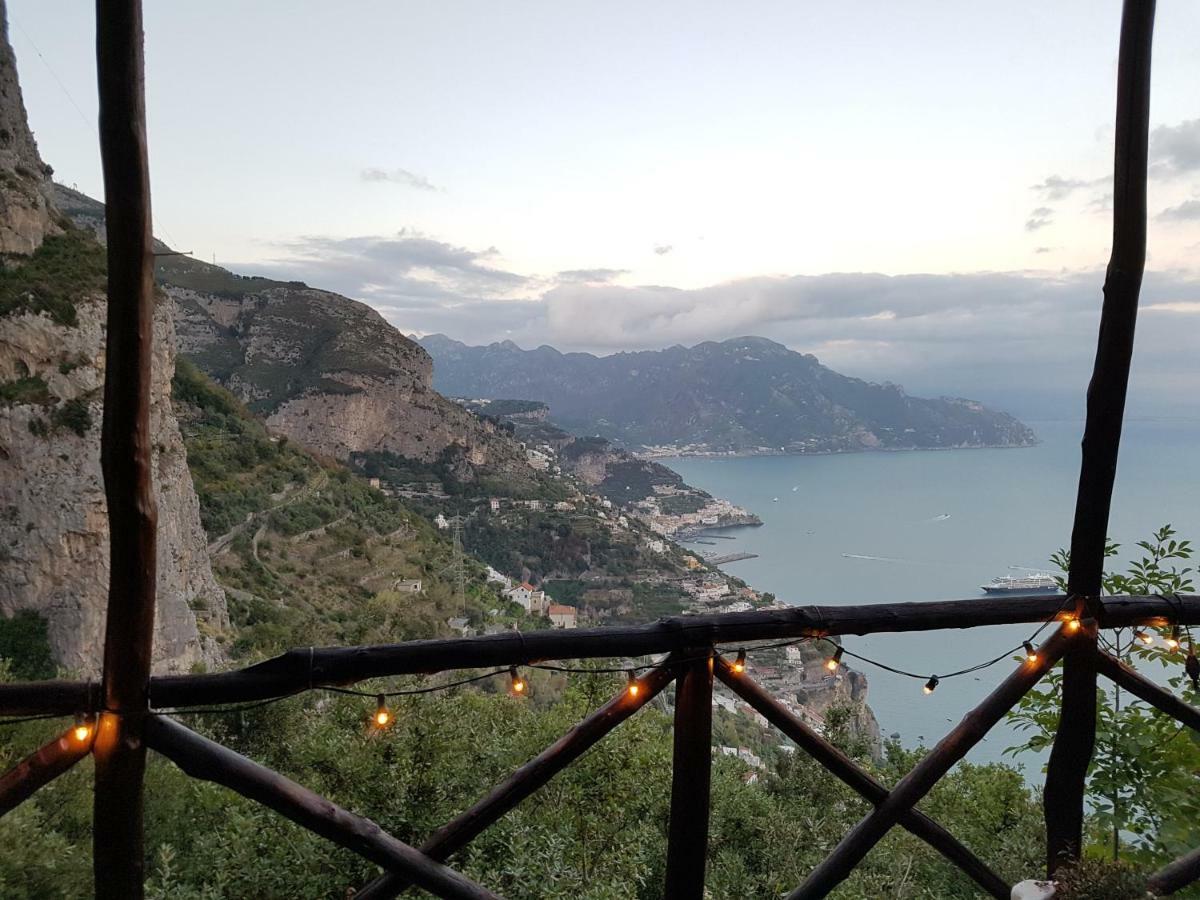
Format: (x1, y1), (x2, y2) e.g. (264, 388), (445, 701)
(714, 655), (1009, 899)
(144, 715), (500, 900)
(787, 623), (1080, 899)
(1095, 650), (1200, 732)
(0, 727), (93, 819)
(354, 658), (679, 899)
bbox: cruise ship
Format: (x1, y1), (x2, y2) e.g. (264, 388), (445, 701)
(980, 573), (1061, 594)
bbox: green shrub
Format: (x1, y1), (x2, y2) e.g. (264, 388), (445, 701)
(0, 375), (53, 406)
(0, 610), (56, 679)
(50, 398), (91, 436)
(0, 228), (107, 326)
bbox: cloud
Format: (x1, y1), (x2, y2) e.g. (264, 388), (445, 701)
(555, 268), (628, 284)
(1150, 119), (1200, 177)
(236, 229), (1200, 418)
(1031, 175), (1100, 201)
(653, 244), (673, 256)
(1025, 207), (1054, 231)
(1034, 246), (1056, 254)
(1158, 199), (1200, 222)
(360, 167), (442, 191)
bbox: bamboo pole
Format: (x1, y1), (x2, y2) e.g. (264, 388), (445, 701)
(0, 728), (93, 819)
(714, 657), (1009, 899)
(1148, 846), (1200, 896)
(664, 652), (713, 899)
(1095, 651), (1200, 732)
(788, 624), (1078, 899)
(354, 659), (678, 899)
(93, 1), (158, 896)
(1046, 0), (1156, 874)
(135, 594), (1200, 711)
(143, 716), (499, 900)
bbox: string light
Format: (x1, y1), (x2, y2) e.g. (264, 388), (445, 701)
(371, 694), (391, 728)
(1023, 642), (1038, 664)
(1165, 627), (1182, 652)
(732, 650), (746, 674)
(1064, 616), (1082, 633)
(1135, 629), (1155, 646)
(626, 671), (641, 698)
(825, 646), (844, 672)
(923, 675), (939, 695)
(72, 713), (93, 743)
(509, 666), (527, 695)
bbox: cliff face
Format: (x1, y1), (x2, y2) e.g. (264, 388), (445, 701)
(54, 185), (534, 478)
(0, 12), (226, 674)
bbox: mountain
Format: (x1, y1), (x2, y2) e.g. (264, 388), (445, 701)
(53, 186), (536, 490)
(419, 334), (1038, 453)
(0, 12), (226, 675)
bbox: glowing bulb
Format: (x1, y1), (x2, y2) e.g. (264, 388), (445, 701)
(1065, 617), (1081, 633)
(372, 694), (391, 728)
(1166, 627), (1181, 651)
(732, 650), (746, 674)
(72, 713), (93, 743)
(510, 666), (526, 695)
(825, 646), (844, 672)
(627, 671), (641, 698)
(923, 676), (939, 695)
(1135, 630), (1154, 646)
(1023, 642), (1038, 664)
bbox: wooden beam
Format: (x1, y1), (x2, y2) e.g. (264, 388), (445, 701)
(0, 728), (93, 819)
(354, 660), (678, 899)
(143, 716), (499, 900)
(93, 1), (159, 897)
(714, 657), (1009, 899)
(0, 680), (96, 717)
(664, 652), (713, 899)
(139, 594), (1200, 711)
(1095, 651), (1200, 732)
(1148, 846), (1200, 896)
(788, 625), (1077, 899)
(1048, 0), (1156, 875)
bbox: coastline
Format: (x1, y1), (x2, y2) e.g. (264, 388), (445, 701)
(637, 439), (1040, 461)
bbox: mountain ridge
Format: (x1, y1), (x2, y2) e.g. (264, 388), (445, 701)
(419, 333), (1037, 453)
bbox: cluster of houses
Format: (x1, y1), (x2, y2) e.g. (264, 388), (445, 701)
(627, 485), (750, 537)
(485, 571), (579, 629)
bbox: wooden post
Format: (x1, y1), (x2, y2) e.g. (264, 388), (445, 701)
(789, 626), (1077, 899)
(715, 657), (1009, 899)
(664, 651), (713, 899)
(1046, 0), (1155, 875)
(0, 728), (94, 818)
(1095, 651), (1200, 732)
(144, 716), (499, 900)
(93, 1), (158, 896)
(355, 659), (678, 899)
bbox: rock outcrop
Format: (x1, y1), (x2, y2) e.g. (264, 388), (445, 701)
(0, 2), (60, 255)
(54, 185), (534, 478)
(0, 9), (226, 674)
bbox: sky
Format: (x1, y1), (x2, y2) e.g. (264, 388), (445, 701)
(8, 1), (1200, 418)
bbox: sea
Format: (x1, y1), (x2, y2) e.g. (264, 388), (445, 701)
(664, 418), (1200, 779)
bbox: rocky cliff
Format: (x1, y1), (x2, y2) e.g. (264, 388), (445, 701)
(53, 186), (534, 482)
(0, 5), (60, 255)
(0, 11), (226, 674)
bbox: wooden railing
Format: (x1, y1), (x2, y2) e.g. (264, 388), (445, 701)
(0, 0), (1178, 896)
(3, 595), (1200, 898)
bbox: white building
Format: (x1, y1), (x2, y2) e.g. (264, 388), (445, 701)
(505, 582), (546, 615)
(434, 513), (449, 530)
(392, 579), (423, 594)
(547, 604), (578, 629)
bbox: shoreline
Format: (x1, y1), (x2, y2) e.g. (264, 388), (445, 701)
(637, 440), (1040, 461)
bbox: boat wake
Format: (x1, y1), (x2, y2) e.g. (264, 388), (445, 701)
(841, 553), (904, 563)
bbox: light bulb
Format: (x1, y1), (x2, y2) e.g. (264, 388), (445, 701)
(825, 646), (844, 672)
(732, 650), (746, 674)
(510, 666), (526, 695)
(1023, 642), (1038, 664)
(72, 713), (92, 743)
(1065, 617), (1081, 633)
(1166, 627), (1181, 651)
(923, 676), (939, 695)
(372, 694), (391, 728)
(627, 671), (641, 698)
(1135, 630), (1154, 646)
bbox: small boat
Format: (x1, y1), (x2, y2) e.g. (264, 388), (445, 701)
(980, 573), (1060, 594)
(772, 497), (779, 502)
